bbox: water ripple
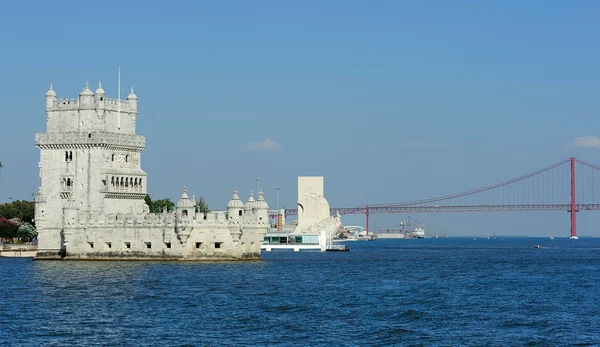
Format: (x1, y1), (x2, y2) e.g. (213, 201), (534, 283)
(1, 238), (599, 345)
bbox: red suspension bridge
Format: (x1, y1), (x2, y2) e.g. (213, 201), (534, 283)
(283, 157), (600, 239)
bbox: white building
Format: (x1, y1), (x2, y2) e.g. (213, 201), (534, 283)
(34, 82), (269, 260)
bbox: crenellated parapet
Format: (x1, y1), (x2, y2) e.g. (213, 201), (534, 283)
(35, 131), (146, 150)
(46, 98), (135, 112)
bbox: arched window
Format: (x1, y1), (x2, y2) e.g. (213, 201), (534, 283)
(183, 210), (188, 216)
(120, 177), (124, 187)
(134, 178), (138, 187)
(239, 210), (243, 216)
(69, 151), (73, 160)
(66, 178), (71, 187)
(111, 176), (115, 186)
(88, 133), (92, 138)
(111, 154), (115, 161)
(130, 177), (133, 188)
(125, 178), (129, 187)
(139, 178), (142, 188)
(65, 151), (69, 161)
(125, 155), (128, 162)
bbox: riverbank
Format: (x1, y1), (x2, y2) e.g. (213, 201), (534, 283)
(0, 244), (37, 258)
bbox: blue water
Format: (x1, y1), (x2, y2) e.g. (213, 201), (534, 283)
(1, 237), (599, 346)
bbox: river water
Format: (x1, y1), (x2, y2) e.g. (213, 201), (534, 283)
(1, 237), (599, 346)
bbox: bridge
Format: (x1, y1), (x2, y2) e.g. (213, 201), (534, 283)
(283, 157), (600, 238)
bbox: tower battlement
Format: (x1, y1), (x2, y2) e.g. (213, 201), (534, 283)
(35, 132), (146, 150)
(47, 97), (135, 113)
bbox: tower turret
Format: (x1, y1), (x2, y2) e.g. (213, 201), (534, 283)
(127, 87), (137, 112)
(78, 82), (94, 107)
(175, 186), (193, 244)
(95, 81), (105, 103)
(244, 190), (256, 212)
(95, 81), (105, 118)
(227, 188), (244, 220)
(45, 83), (56, 109)
(255, 189), (269, 222)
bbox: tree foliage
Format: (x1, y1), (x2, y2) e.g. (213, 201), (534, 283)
(0, 200), (35, 225)
(144, 195), (210, 214)
(145, 195), (175, 213)
(0, 200), (36, 239)
(195, 196), (210, 213)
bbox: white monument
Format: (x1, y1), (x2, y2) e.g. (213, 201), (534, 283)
(34, 82), (269, 260)
(294, 176), (341, 250)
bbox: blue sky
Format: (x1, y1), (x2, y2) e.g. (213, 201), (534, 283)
(1, 1), (599, 236)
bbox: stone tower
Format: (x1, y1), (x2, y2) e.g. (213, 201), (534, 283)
(35, 82), (147, 257)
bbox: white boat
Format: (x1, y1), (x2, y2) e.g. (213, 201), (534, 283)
(412, 227), (425, 238)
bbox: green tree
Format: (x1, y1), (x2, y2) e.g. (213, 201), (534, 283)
(195, 196), (210, 213)
(144, 195), (175, 213)
(0, 200), (35, 225)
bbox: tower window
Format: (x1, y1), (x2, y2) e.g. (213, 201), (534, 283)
(239, 210), (243, 216)
(111, 154), (115, 161)
(66, 178), (71, 187)
(65, 151), (69, 161)
(100, 97), (103, 101)
(69, 151), (73, 160)
(111, 176), (115, 186)
(182, 210), (188, 216)
(125, 154), (128, 162)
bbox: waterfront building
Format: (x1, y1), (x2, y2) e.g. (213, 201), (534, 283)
(34, 82), (269, 260)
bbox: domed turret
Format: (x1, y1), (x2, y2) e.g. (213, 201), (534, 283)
(255, 189), (269, 222)
(127, 87), (137, 112)
(127, 86), (137, 100)
(45, 83), (56, 97)
(176, 186), (194, 210)
(79, 82), (94, 107)
(227, 188), (244, 209)
(95, 81), (105, 96)
(79, 81), (94, 97)
(95, 81), (105, 98)
(227, 188), (244, 221)
(255, 189), (269, 210)
(175, 186), (193, 245)
(95, 81), (105, 108)
(45, 83), (56, 109)
(244, 190), (256, 211)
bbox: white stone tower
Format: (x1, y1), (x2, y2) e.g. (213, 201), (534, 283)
(35, 82), (147, 257)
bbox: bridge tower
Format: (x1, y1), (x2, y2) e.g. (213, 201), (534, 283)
(570, 157), (578, 240)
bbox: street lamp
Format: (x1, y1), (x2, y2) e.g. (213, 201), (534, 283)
(255, 177), (262, 193)
(275, 187), (280, 210)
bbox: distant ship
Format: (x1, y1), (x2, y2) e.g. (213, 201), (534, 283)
(412, 227), (425, 239)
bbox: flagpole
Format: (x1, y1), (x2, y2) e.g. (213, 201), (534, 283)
(117, 66), (121, 130)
